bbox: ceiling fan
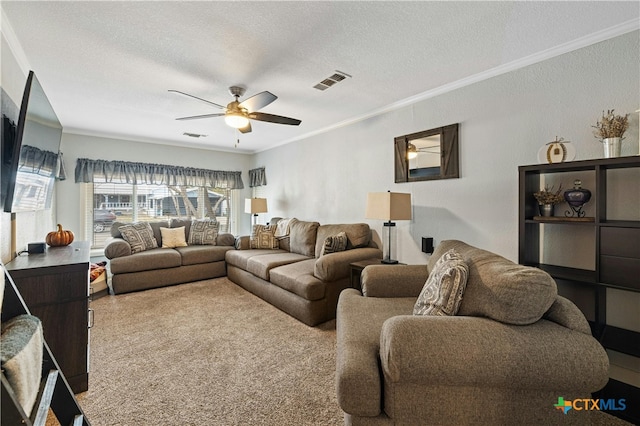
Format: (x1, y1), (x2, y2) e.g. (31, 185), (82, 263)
(169, 86), (301, 134)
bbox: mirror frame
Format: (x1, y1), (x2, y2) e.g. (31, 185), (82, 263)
(394, 123), (459, 183)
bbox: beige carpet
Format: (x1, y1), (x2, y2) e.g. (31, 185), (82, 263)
(77, 278), (342, 426)
(61, 277), (633, 426)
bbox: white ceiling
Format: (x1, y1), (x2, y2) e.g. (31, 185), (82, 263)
(2, 1), (638, 154)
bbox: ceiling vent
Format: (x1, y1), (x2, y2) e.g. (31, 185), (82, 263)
(313, 70), (351, 91)
(183, 132), (207, 138)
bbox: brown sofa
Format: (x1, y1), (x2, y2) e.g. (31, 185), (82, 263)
(104, 219), (235, 294)
(226, 218), (382, 326)
(336, 240), (609, 425)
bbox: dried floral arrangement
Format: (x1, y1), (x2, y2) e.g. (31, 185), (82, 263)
(592, 109), (629, 140)
(534, 184), (564, 205)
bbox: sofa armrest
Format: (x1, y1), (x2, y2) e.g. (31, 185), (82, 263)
(380, 315), (609, 391)
(216, 232), (236, 247)
(234, 235), (250, 250)
(314, 247), (382, 282)
(361, 265), (428, 298)
(104, 238), (132, 259)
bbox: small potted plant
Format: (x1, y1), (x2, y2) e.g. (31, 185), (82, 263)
(534, 184), (564, 217)
(592, 109), (629, 158)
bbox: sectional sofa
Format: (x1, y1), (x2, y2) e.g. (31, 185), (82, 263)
(105, 217), (382, 326)
(226, 218), (382, 326)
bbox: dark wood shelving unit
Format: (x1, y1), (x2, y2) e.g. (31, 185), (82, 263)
(519, 155), (640, 424)
(6, 241), (91, 394)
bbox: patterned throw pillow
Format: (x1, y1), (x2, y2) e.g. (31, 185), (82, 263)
(118, 222), (158, 254)
(413, 249), (469, 316)
(250, 224), (279, 249)
(160, 226), (188, 248)
(321, 232), (348, 256)
(188, 220), (218, 245)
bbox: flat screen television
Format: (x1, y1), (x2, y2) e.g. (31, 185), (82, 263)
(2, 71), (63, 213)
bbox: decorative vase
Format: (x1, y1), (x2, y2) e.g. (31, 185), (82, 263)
(564, 180), (591, 218)
(602, 137), (621, 158)
(539, 204), (554, 217)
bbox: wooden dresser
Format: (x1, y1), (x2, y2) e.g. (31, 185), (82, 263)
(6, 241), (91, 393)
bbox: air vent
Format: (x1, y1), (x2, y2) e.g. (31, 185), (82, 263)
(183, 132), (207, 138)
(313, 70), (351, 91)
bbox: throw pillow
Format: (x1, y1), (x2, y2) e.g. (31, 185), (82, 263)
(250, 224), (279, 249)
(118, 222), (158, 254)
(321, 232), (348, 256)
(414, 249), (468, 316)
(188, 220), (218, 245)
(160, 226), (188, 248)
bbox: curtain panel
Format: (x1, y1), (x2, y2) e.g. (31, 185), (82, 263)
(248, 167), (267, 187)
(75, 158), (244, 189)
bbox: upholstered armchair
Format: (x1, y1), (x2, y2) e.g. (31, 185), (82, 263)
(336, 240), (609, 425)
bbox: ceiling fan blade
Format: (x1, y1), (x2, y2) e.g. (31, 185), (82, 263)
(249, 112), (301, 126)
(168, 90), (225, 109)
(176, 113), (225, 121)
(239, 91), (277, 113)
(238, 122), (252, 134)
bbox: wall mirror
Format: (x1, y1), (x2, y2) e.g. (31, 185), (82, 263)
(394, 123), (459, 182)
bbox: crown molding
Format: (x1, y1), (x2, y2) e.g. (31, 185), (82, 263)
(263, 19), (640, 153)
(1, 6), (31, 74)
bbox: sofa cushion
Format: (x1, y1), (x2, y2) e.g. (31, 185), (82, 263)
(188, 219), (218, 245)
(289, 219), (320, 257)
(160, 226), (188, 248)
(429, 240), (557, 325)
(111, 220), (168, 246)
(315, 223), (371, 257)
(269, 259), (326, 300)
(413, 248), (468, 316)
(320, 232), (348, 256)
(174, 245), (234, 265)
(225, 249), (287, 270)
(246, 252), (311, 281)
(118, 222), (158, 254)
(110, 247), (182, 274)
(251, 224), (279, 249)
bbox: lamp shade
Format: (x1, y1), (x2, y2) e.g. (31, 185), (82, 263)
(365, 192), (412, 221)
(245, 198), (268, 214)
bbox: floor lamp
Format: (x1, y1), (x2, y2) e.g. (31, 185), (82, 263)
(366, 191), (412, 264)
(245, 198), (268, 227)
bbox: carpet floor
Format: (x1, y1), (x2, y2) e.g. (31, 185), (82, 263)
(76, 277), (342, 426)
(61, 277), (633, 426)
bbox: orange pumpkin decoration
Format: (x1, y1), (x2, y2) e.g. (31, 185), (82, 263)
(46, 224), (74, 247)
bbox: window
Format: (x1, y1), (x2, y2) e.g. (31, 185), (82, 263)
(86, 183), (234, 249)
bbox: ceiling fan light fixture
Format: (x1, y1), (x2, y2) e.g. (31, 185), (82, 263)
(225, 113), (249, 129)
(407, 143), (418, 159)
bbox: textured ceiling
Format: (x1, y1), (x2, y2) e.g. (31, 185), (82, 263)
(2, 1), (638, 153)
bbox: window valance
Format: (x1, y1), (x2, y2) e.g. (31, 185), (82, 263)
(19, 145), (66, 179)
(249, 167), (267, 187)
(74, 158), (244, 189)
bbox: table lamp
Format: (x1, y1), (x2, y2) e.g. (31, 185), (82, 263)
(245, 198), (268, 227)
(366, 191), (412, 264)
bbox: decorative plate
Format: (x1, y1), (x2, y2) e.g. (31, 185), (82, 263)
(537, 138), (576, 164)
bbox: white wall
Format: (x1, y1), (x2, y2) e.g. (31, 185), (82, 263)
(254, 32), (639, 264)
(57, 133), (254, 241)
